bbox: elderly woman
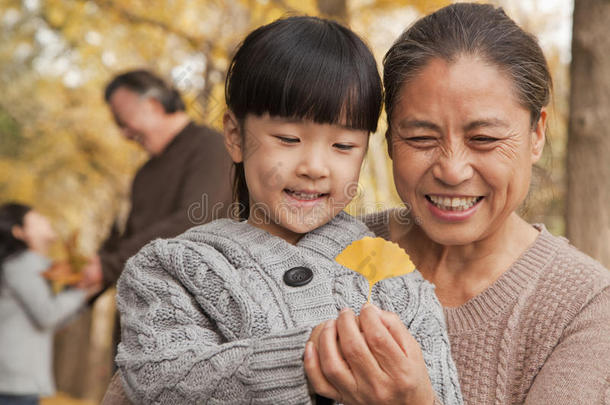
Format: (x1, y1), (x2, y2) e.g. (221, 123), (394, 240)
(357, 3), (610, 404)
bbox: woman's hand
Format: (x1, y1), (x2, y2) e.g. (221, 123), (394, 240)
(305, 304), (435, 405)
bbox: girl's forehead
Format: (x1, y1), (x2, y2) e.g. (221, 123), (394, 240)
(246, 113), (359, 130)
(245, 113), (367, 134)
(24, 211), (47, 224)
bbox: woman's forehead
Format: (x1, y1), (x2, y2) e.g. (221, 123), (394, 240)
(392, 57), (527, 122)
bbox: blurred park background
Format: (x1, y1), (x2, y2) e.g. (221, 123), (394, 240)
(1, 0), (608, 403)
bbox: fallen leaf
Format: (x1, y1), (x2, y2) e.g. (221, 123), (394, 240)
(335, 237), (415, 302)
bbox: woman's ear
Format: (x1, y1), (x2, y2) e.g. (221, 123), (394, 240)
(531, 108), (547, 163)
(386, 131), (394, 160)
(223, 110), (243, 163)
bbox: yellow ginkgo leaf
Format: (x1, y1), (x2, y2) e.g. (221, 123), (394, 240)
(42, 231), (86, 293)
(335, 237), (416, 302)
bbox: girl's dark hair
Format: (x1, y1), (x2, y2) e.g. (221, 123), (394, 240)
(383, 3), (552, 134)
(225, 16), (383, 219)
(104, 69), (185, 113)
(0, 203), (31, 282)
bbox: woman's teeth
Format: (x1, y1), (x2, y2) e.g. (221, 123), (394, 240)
(427, 195), (482, 211)
(286, 190), (325, 200)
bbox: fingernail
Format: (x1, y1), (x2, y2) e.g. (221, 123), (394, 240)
(304, 342), (312, 359)
(324, 319), (336, 329)
(340, 307), (350, 313)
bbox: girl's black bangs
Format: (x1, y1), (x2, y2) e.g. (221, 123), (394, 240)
(227, 17), (382, 133)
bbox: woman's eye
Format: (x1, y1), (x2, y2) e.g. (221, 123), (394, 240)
(333, 143), (355, 151)
(401, 136), (437, 146)
(470, 136), (499, 143)
(275, 135), (299, 144)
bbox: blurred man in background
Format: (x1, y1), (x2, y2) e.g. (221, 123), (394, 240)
(82, 68), (232, 300)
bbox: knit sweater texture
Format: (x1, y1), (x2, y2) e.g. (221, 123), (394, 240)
(364, 209), (610, 404)
(116, 211), (463, 404)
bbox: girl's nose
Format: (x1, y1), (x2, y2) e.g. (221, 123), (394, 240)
(296, 152), (330, 180)
(432, 150), (474, 186)
(121, 127), (135, 140)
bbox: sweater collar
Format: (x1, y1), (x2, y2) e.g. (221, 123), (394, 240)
(443, 224), (563, 333)
(296, 211), (373, 258)
(189, 210), (371, 262)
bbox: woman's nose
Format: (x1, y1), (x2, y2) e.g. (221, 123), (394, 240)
(432, 150), (474, 186)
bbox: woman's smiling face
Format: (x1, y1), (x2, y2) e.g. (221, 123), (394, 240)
(389, 56), (546, 246)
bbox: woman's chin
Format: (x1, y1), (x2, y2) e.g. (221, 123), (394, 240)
(414, 214), (486, 246)
(424, 229), (478, 246)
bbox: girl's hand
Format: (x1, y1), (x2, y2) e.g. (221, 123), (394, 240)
(305, 304), (435, 405)
(77, 254), (103, 289)
(82, 279), (103, 299)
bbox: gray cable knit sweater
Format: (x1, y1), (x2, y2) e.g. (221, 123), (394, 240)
(116, 211), (462, 404)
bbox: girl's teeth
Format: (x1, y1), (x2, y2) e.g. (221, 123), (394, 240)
(428, 195), (481, 211)
(289, 190), (322, 200)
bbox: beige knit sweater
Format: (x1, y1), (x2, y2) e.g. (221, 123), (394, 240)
(364, 210), (610, 405)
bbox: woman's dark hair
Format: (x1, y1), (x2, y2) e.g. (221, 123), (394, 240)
(104, 69), (185, 113)
(225, 16), (383, 219)
(0, 203), (31, 282)
(383, 3), (552, 135)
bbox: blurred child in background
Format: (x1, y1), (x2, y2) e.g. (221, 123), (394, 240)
(0, 203), (101, 405)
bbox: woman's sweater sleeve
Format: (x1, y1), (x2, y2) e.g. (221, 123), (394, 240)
(524, 286), (610, 404)
(115, 241), (313, 405)
(3, 252), (86, 330)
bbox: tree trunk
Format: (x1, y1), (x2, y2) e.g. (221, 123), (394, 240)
(53, 291), (116, 402)
(316, 0), (348, 23)
(567, 0), (610, 268)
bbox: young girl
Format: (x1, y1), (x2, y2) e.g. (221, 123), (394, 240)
(0, 203), (98, 405)
(114, 16), (462, 404)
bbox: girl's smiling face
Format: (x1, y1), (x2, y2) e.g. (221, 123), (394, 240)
(224, 113), (368, 244)
(12, 210), (57, 254)
(389, 56), (546, 246)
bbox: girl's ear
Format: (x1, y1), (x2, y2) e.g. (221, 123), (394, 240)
(531, 108), (547, 163)
(11, 225), (25, 241)
(223, 110), (243, 163)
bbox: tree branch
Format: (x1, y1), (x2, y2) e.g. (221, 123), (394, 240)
(91, 0), (214, 50)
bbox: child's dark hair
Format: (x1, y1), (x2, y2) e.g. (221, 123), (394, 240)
(0, 203), (31, 284)
(225, 16), (383, 219)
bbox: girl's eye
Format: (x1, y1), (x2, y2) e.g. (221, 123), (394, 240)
(333, 143), (355, 151)
(275, 135), (300, 144)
